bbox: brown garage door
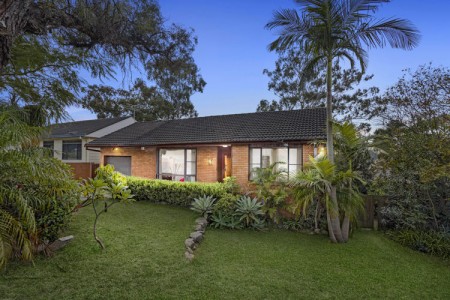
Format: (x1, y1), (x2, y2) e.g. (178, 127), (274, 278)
(104, 156), (131, 176)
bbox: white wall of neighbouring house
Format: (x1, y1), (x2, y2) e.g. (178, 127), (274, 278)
(88, 117), (136, 138)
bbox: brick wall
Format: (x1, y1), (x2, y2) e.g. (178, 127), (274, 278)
(101, 147), (156, 178)
(231, 145), (249, 187)
(302, 144), (315, 165)
(197, 146), (218, 182)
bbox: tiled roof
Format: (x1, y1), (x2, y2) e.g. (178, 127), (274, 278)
(87, 108), (326, 147)
(46, 117), (130, 138)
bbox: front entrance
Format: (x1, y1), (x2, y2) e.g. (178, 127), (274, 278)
(217, 147), (232, 182)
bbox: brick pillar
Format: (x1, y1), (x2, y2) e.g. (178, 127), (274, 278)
(302, 144), (315, 166)
(231, 145), (249, 187)
(197, 146), (218, 182)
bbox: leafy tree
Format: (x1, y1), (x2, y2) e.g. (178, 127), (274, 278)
(0, 0), (205, 122)
(360, 63), (450, 123)
(266, 0), (419, 243)
(0, 108), (79, 269)
(290, 123), (367, 240)
(369, 65), (450, 231)
(81, 165), (134, 249)
(257, 48), (379, 122)
(80, 79), (199, 121)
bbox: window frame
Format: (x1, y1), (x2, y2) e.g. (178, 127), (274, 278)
(62, 140), (82, 160)
(157, 148), (197, 182)
(249, 145), (303, 180)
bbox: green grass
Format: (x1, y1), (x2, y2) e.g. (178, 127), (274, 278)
(1, 202), (449, 299)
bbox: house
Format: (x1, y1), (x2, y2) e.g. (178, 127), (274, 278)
(86, 108), (326, 187)
(41, 116), (136, 178)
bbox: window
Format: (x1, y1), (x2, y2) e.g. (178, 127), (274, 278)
(158, 149), (197, 182)
(249, 146), (303, 180)
(62, 140), (82, 160)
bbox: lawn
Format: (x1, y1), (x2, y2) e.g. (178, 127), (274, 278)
(1, 202), (449, 299)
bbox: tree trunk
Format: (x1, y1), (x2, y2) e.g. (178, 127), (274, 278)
(326, 56), (344, 243)
(326, 210), (337, 243)
(93, 213), (105, 250)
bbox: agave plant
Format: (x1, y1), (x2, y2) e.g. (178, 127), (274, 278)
(211, 212), (243, 230)
(234, 196), (264, 228)
(190, 195), (216, 218)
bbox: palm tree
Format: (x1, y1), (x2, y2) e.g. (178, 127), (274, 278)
(266, 0), (420, 243)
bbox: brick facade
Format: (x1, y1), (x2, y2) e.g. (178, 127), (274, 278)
(302, 144), (315, 165)
(231, 145), (249, 187)
(101, 146), (156, 178)
(196, 146), (219, 182)
(99, 143), (318, 186)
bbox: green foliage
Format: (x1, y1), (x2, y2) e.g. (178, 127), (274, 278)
(95, 164), (127, 186)
(251, 162), (288, 223)
(386, 230), (450, 259)
(210, 212), (243, 230)
(214, 193), (239, 215)
(234, 196), (265, 229)
(127, 177), (228, 207)
(2, 1), (205, 123)
(257, 49), (378, 123)
(80, 78), (202, 121)
(82, 171), (134, 249)
(0, 108), (79, 269)
(222, 176), (241, 195)
(190, 195), (216, 218)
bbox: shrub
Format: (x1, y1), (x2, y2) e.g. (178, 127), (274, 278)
(210, 212), (243, 229)
(191, 195), (216, 218)
(223, 176), (241, 195)
(386, 230), (450, 259)
(127, 177), (228, 207)
(95, 164), (127, 186)
(235, 196), (265, 229)
(214, 193), (239, 215)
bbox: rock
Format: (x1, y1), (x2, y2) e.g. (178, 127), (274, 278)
(195, 217), (208, 226)
(194, 224), (205, 232)
(186, 246), (194, 254)
(190, 231), (203, 243)
(184, 238), (196, 249)
(48, 235), (74, 252)
(185, 251), (194, 262)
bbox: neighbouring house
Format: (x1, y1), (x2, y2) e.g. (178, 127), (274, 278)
(41, 116), (136, 178)
(86, 108), (327, 187)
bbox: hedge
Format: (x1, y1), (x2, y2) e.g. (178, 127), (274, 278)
(127, 177), (230, 207)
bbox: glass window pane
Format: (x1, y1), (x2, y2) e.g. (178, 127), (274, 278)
(159, 149), (185, 176)
(261, 148), (272, 168)
(186, 149), (196, 162)
(289, 147), (303, 165)
(250, 148), (261, 165)
(289, 164), (300, 174)
(186, 161), (196, 175)
(62, 141), (81, 160)
(274, 148), (288, 171)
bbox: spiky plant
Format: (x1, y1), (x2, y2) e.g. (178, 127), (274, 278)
(190, 195), (217, 218)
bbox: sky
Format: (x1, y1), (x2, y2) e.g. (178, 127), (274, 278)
(69, 0), (450, 121)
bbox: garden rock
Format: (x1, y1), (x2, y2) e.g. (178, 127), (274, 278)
(195, 217), (208, 226)
(184, 238), (196, 249)
(194, 224), (205, 232)
(190, 231), (203, 243)
(185, 251), (194, 262)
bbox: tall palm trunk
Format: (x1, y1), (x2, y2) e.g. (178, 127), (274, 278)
(326, 56), (344, 243)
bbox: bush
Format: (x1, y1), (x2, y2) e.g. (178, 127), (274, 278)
(191, 195), (216, 218)
(223, 176), (241, 195)
(127, 177), (229, 207)
(386, 230), (450, 259)
(214, 193), (239, 215)
(35, 191), (79, 242)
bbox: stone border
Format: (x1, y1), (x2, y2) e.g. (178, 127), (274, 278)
(184, 217), (208, 261)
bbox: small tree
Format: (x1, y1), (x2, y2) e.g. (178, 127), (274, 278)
(82, 166), (134, 249)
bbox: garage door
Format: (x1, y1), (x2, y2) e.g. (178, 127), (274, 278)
(104, 156), (131, 176)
